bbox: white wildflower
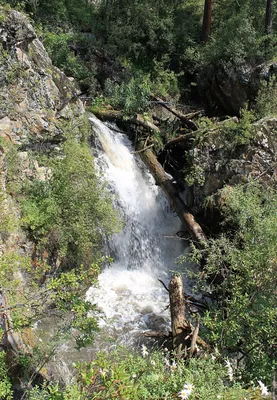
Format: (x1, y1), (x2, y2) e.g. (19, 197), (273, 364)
(164, 357), (170, 367)
(150, 359), (156, 366)
(99, 368), (107, 377)
(178, 383), (194, 399)
(225, 359), (234, 381)
(170, 360), (177, 371)
(178, 388), (189, 400)
(183, 383), (194, 394)
(258, 380), (269, 396)
(141, 344), (149, 357)
(211, 354), (216, 361)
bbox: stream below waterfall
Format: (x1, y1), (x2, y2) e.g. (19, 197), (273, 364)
(36, 115), (192, 382)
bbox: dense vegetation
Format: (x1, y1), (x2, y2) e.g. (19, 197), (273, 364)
(3, 0), (277, 106)
(0, 0), (277, 399)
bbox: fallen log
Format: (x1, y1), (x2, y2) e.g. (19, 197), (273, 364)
(91, 109), (207, 246)
(150, 94), (198, 131)
(166, 117), (239, 148)
(138, 143), (207, 246)
(92, 110), (161, 133)
(165, 132), (196, 148)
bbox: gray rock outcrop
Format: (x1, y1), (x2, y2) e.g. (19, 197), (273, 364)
(198, 62), (277, 116)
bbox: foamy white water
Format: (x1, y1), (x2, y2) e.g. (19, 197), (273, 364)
(87, 115), (186, 342)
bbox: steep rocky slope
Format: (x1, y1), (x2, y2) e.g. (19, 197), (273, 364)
(0, 6), (86, 257)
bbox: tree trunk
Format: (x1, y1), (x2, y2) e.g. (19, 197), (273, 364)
(138, 144), (207, 246)
(265, 0), (273, 35)
(150, 94), (198, 131)
(201, 0), (213, 43)
(169, 275), (189, 355)
(92, 110), (161, 133)
(90, 110), (207, 246)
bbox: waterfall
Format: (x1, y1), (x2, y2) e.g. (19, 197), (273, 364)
(86, 115), (187, 346)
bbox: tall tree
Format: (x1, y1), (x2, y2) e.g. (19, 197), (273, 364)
(201, 0), (213, 43)
(265, 0), (273, 34)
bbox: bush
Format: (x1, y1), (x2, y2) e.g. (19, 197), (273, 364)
(26, 347), (267, 399)
(105, 74), (151, 117)
(188, 182), (277, 384)
(255, 77), (277, 119)
(0, 353), (13, 400)
(223, 108), (256, 145)
(200, 14), (261, 67)
(21, 125), (121, 267)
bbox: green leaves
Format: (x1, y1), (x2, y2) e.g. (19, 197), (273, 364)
(0, 353), (13, 400)
(193, 182), (277, 382)
(21, 132), (121, 267)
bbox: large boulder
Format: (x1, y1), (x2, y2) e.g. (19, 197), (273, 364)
(0, 7), (84, 146)
(198, 62), (277, 116)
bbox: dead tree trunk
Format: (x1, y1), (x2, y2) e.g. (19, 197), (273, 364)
(201, 0), (213, 43)
(92, 110), (161, 133)
(90, 110), (207, 247)
(138, 144), (207, 246)
(169, 275), (189, 355)
(150, 94), (198, 131)
(265, 0), (273, 35)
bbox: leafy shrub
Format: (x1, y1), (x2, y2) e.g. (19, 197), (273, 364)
(105, 74), (151, 117)
(223, 108), (256, 145)
(255, 77), (277, 119)
(0, 353), (13, 400)
(21, 130), (121, 267)
(42, 31), (89, 80)
(26, 348), (266, 399)
(188, 182), (277, 384)
(200, 13), (261, 67)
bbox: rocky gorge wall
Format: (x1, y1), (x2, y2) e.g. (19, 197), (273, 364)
(0, 6), (86, 258)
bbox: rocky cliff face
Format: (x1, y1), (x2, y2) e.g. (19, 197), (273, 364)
(0, 8), (84, 145)
(198, 62), (277, 116)
(183, 117), (277, 214)
(0, 7), (86, 258)
(0, 6), (93, 364)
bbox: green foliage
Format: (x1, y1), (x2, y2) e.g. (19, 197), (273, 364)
(150, 58), (180, 99)
(46, 262), (101, 348)
(188, 182), (277, 383)
(255, 77), (277, 118)
(105, 62), (180, 117)
(42, 31), (90, 81)
(21, 132), (121, 266)
(4, 142), (22, 195)
(223, 109), (256, 145)
(0, 250), (102, 348)
(184, 164), (205, 187)
(0, 190), (19, 240)
(26, 348), (263, 399)
(0, 353), (13, 400)
(200, 14), (261, 67)
(105, 74), (151, 117)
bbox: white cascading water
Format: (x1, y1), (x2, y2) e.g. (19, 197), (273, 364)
(86, 115), (188, 345)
